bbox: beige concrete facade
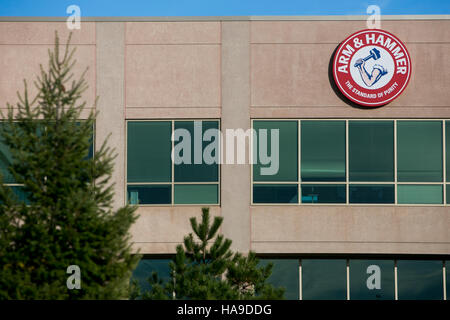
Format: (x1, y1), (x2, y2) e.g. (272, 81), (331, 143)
(0, 22), (96, 113)
(96, 22), (125, 210)
(221, 22), (251, 252)
(1, 17), (449, 256)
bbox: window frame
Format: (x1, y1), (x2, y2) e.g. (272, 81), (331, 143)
(269, 256), (446, 300)
(131, 256), (447, 300)
(125, 119), (221, 207)
(251, 119), (449, 206)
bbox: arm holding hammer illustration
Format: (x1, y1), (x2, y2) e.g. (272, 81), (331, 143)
(354, 59), (382, 87)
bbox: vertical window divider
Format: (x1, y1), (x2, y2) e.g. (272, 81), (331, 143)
(346, 120), (349, 204)
(394, 259), (398, 300)
(298, 259), (302, 300)
(443, 260), (447, 300)
(298, 120), (301, 204)
(346, 259), (350, 300)
(394, 120), (398, 205)
(171, 120), (175, 205)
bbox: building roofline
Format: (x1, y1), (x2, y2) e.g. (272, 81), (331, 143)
(1, 15), (450, 22)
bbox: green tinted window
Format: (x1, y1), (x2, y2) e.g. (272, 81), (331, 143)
(253, 184), (298, 204)
(398, 185), (443, 204)
(127, 185), (171, 205)
(131, 259), (171, 294)
(447, 185), (450, 204)
(349, 121), (394, 182)
(301, 121), (345, 182)
(260, 259), (299, 300)
(0, 135), (14, 183)
(349, 260), (395, 300)
(301, 185), (346, 204)
(302, 259), (347, 300)
(127, 120), (220, 205)
(349, 185), (394, 204)
(397, 260), (443, 300)
(253, 121), (298, 182)
(74, 121), (95, 160)
(0, 122), (93, 184)
(127, 122), (172, 183)
(174, 184), (218, 204)
(397, 121), (443, 182)
(174, 121), (219, 182)
(10, 186), (29, 204)
(88, 132), (94, 160)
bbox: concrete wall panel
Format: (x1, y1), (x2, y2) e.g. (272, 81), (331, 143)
(126, 44), (221, 108)
(130, 206), (221, 254)
(251, 20), (450, 44)
(251, 20), (450, 118)
(251, 241), (450, 255)
(221, 21), (251, 253)
(0, 22), (95, 44)
(0, 44), (95, 109)
(96, 23), (125, 210)
(391, 43), (450, 107)
(250, 106), (450, 119)
(126, 107), (221, 119)
(126, 22), (220, 44)
(251, 43), (450, 109)
(251, 43), (339, 107)
(251, 206), (450, 254)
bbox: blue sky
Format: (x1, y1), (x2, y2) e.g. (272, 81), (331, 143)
(1, 0), (449, 16)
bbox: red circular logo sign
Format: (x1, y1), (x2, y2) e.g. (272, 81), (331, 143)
(333, 29), (411, 107)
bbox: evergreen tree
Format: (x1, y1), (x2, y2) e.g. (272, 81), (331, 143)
(0, 32), (140, 299)
(228, 252), (285, 300)
(139, 208), (284, 300)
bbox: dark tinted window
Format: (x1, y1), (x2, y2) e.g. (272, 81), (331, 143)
(302, 259), (347, 300)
